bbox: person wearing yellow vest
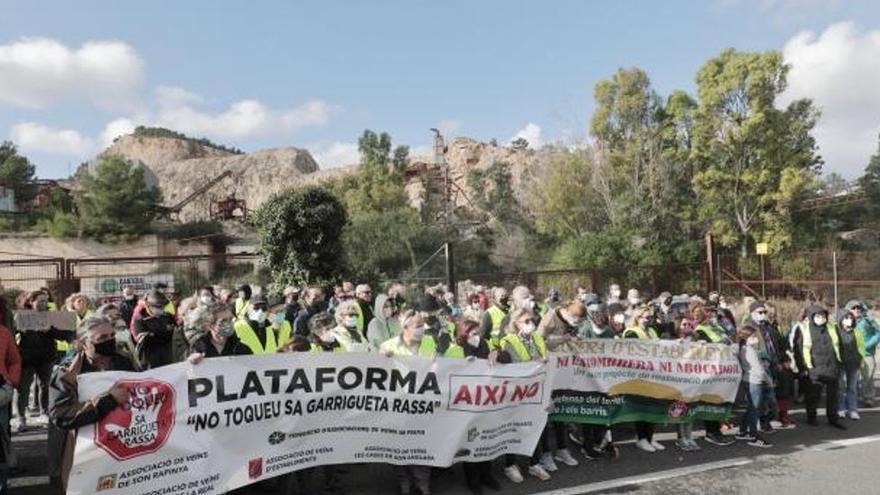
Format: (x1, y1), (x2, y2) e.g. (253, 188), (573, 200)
(453, 319), (503, 493)
(689, 302), (736, 447)
(479, 287), (509, 349)
(623, 305), (666, 452)
(186, 303), (252, 363)
(233, 293), (278, 355)
(234, 284), (252, 321)
(305, 313), (344, 353)
(330, 300), (374, 353)
(266, 295), (293, 350)
(413, 295), (458, 355)
(379, 310), (451, 495)
(496, 309), (554, 483)
(353, 284), (374, 334)
(791, 304), (846, 429)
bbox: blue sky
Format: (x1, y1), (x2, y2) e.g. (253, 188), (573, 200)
(2, 0), (880, 178)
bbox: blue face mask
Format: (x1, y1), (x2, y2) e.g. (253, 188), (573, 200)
(271, 313), (285, 326)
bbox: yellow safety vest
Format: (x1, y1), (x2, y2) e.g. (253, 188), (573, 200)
(622, 326), (659, 340)
(271, 320), (293, 349)
(354, 301), (366, 333)
(234, 320), (277, 354)
(309, 342), (346, 353)
(164, 301), (176, 316)
(486, 306), (507, 349)
(234, 298), (250, 320)
(538, 303), (548, 318)
(694, 323), (723, 343)
(800, 322), (841, 369)
(499, 333), (547, 362)
(380, 335), (464, 358)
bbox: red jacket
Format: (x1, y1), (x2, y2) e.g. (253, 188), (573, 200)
(0, 325), (22, 386)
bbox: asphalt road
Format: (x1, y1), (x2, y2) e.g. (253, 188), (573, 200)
(10, 406), (880, 495)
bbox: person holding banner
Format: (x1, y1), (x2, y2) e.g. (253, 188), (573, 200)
(331, 299), (375, 353)
(623, 305), (665, 453)
(455, 320), (502, 494)
(499, 309), (553, 483)
(186, 304), (252, 363)
(307, 312), (344, 352)
(380, 310), (436, 495)
(690, 303), (736, 447)
(48, 315), (135, 491)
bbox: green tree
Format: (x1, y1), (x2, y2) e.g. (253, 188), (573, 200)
(0, 141), (37, 208)
(511, 137), (529, 150)
(530, 149), (603, 238)
(75, 156), (162, 239)
(253, 186), (347, 286)
(692, 49), (821, 256)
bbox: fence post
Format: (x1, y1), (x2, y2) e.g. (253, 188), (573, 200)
(833, 251), (838, 311)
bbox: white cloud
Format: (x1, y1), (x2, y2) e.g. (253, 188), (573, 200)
(781, 21), (880, 177)
(10, 122), (95, 156)
(151, 88), (339, 140)
(509, 123), (543, 148)
(0, 37), (143, 109)
(100, 118), (137, 147)
(312, 141), (360, 169)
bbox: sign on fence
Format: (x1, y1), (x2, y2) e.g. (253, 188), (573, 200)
(13, 310), (77, 332)
(67, 353), (550, 495)
(80, 274), (174, 300)
(549, 339), (742, 424)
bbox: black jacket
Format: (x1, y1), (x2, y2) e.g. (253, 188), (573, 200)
(17, 326), (74, 365)
(134, 312), (176, 369)
(119, 297), (138, 327)
(190, 332), (252, 358)
(793, 305), (840, 381)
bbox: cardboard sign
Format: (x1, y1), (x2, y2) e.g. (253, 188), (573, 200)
(13, 310), (78, 331)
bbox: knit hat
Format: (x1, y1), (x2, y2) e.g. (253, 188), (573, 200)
(749, 301), (766, 313)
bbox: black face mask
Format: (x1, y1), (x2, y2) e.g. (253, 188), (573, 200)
(499, 297), (509, 308)
(424, 316), (441, 336)
(93, 338), (117, 356)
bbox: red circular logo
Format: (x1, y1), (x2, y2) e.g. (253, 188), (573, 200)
(94, 379), (176, 461)
(667, 400), (688, 420)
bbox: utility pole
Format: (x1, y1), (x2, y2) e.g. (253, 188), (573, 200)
(431, 128), (455, 297)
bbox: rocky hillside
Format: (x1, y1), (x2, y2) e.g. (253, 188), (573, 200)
(94, 131), (544, 224)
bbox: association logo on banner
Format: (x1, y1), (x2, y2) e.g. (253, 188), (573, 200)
(248, 458), (264, 480)
(94, 379), (176, 461)
(667, 400), (689, 420)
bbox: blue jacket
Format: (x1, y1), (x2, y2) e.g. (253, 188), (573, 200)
(856, 316), (880, 356)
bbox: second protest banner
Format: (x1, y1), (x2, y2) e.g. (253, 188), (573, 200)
(549, 339), (742, 424)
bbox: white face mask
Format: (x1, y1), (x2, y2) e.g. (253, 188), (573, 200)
(520, 323), (536, 336)
(319, 331), (336, 344)
(270, 313), (286, 326)
(753, 313), (767, 322)
(842, 317), (854, 328)
(613, 314), (626, 324)
(813, 315), (827, 326)
(747, 336), (760, 346)
(467, 334), (481, 347)
(471, 303), (480, 311)
(200, 295), (214, 305)
(249, 309), (266, 323)
(610, 289), (621, 298)
(587, 303), (600, 314)
(525, 299), (536, 310)
(344, 316), (358, 328)
(628, 298), (640, 306)
(411, 325), (426, 340)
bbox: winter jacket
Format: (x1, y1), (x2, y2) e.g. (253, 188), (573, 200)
(856, 316), (880, 357)
(537, 308), (578, 351)
(792, 305), (840, 382)
(366, 295), (402, 349)
(118, 296), (138, 327)
(837, 323), (863, 372)
(132, 310), (176, 369)
(0, 325), (21, 387)
(740, 342), (772, 385)
(48, 351), (135, 490)
(189, 332), (252, 358)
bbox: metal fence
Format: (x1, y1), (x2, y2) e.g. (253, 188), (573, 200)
(456, 262), (709, 300)
(0, 253), (266, 302)
(718, 250), (880, 306)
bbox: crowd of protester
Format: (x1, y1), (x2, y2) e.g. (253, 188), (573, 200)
(0, 280), (877, 494)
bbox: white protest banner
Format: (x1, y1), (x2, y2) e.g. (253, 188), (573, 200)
(548, 339), (742, 424)
(13, 310), (77, 331)
(80, 274), (174, 301)
(67, 352), (549, 495)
